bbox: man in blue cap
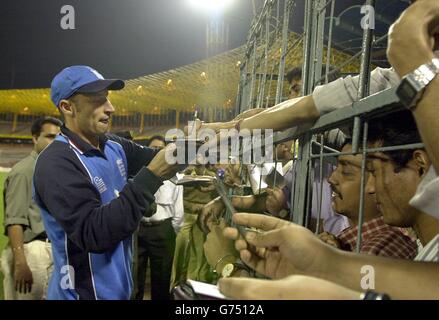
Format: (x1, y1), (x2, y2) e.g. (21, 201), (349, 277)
(33, 65), (180, 300)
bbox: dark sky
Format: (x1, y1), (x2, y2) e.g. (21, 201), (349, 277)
(0, 0), (408, 90)
(0, 0), (255, 89)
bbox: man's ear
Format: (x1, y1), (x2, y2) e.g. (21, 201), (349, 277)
(31, 135), (38, 145)
(58, 99), (75, 117)
(413, 149), (431, 178)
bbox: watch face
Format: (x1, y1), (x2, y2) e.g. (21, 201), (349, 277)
(398, 81), (417, 99)
(222, 263), (234, 278)
(396, 78), (422, 109)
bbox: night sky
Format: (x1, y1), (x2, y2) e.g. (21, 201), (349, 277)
(0, 0), (255, 89)
(0, 0), (408, 90)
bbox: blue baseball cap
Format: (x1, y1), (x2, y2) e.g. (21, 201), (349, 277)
(50, 65), (125, 108)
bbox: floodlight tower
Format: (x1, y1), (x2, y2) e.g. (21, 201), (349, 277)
(188, 0), (233, 58)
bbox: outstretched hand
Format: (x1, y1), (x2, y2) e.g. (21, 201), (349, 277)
(223, 213), (335, 279)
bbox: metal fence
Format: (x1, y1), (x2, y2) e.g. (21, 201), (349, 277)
(233, 0), (416, 252)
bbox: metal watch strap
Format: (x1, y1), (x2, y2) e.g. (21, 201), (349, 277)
(411, 57), (439, 87)
(399, 57), (439, 110)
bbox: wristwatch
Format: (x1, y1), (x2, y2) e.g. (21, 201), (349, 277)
(360, 290), (391, 300)
(396, 57), (439, 110)
(221, 263), (236, 278)
(221, 260), (253, 278)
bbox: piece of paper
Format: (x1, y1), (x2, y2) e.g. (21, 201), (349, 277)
(170, 173), (216, 185)
(265, 165), (286, 188)
(247, 163), (284, 194)
(187, 279), (227, 300)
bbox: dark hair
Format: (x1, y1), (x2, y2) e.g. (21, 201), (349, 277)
(285, 65), (341, 84)
(286, 67), (302, 83)
(148, 135), (166, 147)
(31, 116), (63, 137)
(368, 108), (422, 171)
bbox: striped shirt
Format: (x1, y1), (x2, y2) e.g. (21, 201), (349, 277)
(337, 216), (418, 259)
(415, 234), (439, 262)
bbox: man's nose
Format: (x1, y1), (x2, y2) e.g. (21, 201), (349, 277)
(104, 100), (115, 114)
(327, 170), (337, 186)
(365, 174), (375, 194)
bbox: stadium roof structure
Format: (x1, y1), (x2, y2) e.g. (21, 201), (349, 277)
(0, 32), (360, 117)
(0, 46), (245, 116)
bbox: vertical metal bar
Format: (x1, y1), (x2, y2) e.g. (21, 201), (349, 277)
(276, 0), (280, 33)
(292, 0), (317, 225)
(352, 0), (375, 153)
(315, 134), (325, 234)
(241, 60), (250, 113)
(313, 0), (326, 87)
(356, 121), (369, 253)
(302, 0), (315, 95)
(324, 0), (336, 84)
(289, 139), (298, 222)
(275, 0), (290, 104)
(235, 67), (245, 116)
(248, 40), (258, 109)
(293, 133), (312, 225)
(265, 60), (277, 108)
(257, 5), (271, 108)
(305, 140), (315, 229)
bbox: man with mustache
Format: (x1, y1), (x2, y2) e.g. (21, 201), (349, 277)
(218, 0), (439, 299)
(322, 141), (417, 258)
(219, 110), (439, 299)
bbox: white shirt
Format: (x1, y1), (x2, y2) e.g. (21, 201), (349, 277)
(142, 180), (184, 233)
(312, 66), (401, 115)
(312, 64), (439, 224)
(409, 166), (439, 221)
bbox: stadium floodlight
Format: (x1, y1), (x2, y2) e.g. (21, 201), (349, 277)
(188, 0), (234, 13)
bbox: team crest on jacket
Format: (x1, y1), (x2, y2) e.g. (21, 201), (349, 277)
(116, 159), (127, 179)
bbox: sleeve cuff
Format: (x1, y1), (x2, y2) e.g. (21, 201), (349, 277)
(4, 217), (29, 228)
(132, 167), (163, 199)
(312, 77), (357, 115)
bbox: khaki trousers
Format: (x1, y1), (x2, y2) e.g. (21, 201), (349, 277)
(1, 240), (53, 300)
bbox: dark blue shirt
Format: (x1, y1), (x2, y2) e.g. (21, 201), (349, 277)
(33, 126), (162, 300)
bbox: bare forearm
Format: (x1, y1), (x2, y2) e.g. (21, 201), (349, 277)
(240, 95), (320, 131)
(205, 121), (238, 132)
(321, 249), (439, 299)
(7, 225), (27, 263)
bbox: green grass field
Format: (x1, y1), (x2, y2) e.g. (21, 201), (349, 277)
(0, 172), (10, 299)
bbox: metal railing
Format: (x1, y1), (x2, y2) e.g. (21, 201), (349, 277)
(233, 0), (412, 253)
